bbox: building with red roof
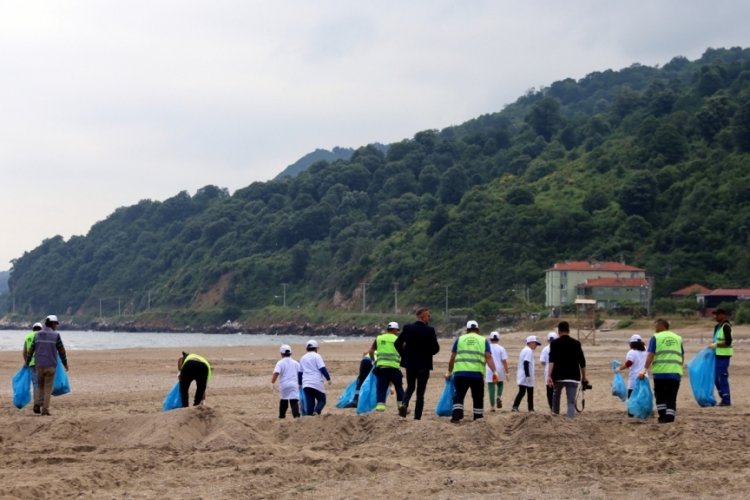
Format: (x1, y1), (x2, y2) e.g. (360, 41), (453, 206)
(697, 288), (750, 315)
(545, 261), (648, 309)
(670, 283), (712, 299)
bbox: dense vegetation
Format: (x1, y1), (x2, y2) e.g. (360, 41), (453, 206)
(5, 47), (750, 323)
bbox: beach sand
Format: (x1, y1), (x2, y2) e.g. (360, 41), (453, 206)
(1, 324), (748, 499)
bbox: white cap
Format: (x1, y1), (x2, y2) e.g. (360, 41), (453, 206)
(547, 331), (558, 341)
(629, 334), (643, 343)
(280, 344), (292, 354)
(306, 339), (319, 349)
(45, 315), (59, 323)
(466, 320), (479, 330)
(489, 331), (500, 340)
(32, 322), (43, 330)
(387, 321), (399, 330)
(526, 335), (542, 345)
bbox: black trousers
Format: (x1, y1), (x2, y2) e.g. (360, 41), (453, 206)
(180, 360), (209, 407)
(279, 399), (300, 418)
(546, 385), (554, 410)
(452, 376), (485, 421)
(403, 368), (430, 420)
(513, 385), (534, 411)
(654, 378), (680, 422)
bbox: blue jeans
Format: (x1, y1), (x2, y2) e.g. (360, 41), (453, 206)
(715, 356), (731, 405)
(303, 387), (326, 415)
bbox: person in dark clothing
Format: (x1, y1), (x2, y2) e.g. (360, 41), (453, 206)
(547, 321), (587, 419)
(178, 352), (212, 407)
(709, 308), (733, 406)
(394, 307), (440, 420)
(25, 315), (68, 416)
(345, 351), (373, 408)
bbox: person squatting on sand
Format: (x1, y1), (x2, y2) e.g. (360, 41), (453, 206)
(300, 340), (331, 416)
(25, 315), (69, 416)
(548, 321), (588, 419)
(539, 331), (558, 411)
(617, 334), (647, 416)
(639, 319), (684, 423)
(447, 320), (500, 423)
(178, 352), (212, 407)
(369, 321), (406, 415)
(486, 331), (509, 411)
(345, 350), (374, 408)
(22, 321), (43, 408)
(271, 344), (303, 418)
(395, 306), (440, 420)
(709, 308), (733, 406)
(512, 335), (541, 413)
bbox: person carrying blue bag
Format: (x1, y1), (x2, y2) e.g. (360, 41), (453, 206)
(25, 315), (69, 416)
(639, 318), (683, 423)
(369, 321), (407, 416)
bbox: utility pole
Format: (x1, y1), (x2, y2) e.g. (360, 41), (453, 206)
(361, 282), (368, 313)
(444, 285), (449, 318)
(282, 283), (288, 307)
(392, 282), (399, 314)
(99, 298), (103, 319)
(118, 297), (121, 316)
(147, 290), (151, 310)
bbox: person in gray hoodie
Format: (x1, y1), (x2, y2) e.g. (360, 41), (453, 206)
(26, 315), (69, 416)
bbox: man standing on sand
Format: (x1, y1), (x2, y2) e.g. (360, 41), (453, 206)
(639, 318), (684, 423)
(547, 321), (587, 419)
(395, 306), (440, 420)
(708, 308), (733, 406)
(25, 315), (68, 416)
(22, 322), (43, 409)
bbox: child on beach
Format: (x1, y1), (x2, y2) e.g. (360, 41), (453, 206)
(486, 331), (509, 411)
(512, 335), (542, 413)
(539, 331), (558, 411)
(271, 344), (303, 418)
(300, 340), (332, 416)
(617, 334), (647, 415)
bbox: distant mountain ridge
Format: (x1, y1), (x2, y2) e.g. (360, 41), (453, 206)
(274, 144), (387, 179)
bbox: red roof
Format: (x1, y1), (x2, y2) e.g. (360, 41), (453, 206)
(671, 283), (712, 296)
(705, 289), (750, 296)
(547, 261), (645, 272)
(577, 278), (650, 288)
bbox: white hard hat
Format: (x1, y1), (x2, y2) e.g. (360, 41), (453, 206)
(387, 321), (399, 330)
(32, 322), (43, 330)
(45, 315), (59, 323)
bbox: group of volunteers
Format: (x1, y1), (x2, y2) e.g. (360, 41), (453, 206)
(15, 307), (733, 425)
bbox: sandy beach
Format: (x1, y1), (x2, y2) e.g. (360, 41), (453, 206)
(1, 324), (748, 499)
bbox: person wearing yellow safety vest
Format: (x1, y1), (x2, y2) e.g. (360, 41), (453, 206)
(446, 320), (500, 424)
(639, 319), (684, 423)
(369, 322), (406, 416)
(177, 352), (212, 407)
(22, 322), (43, 411)
(708, 308), (733, 406)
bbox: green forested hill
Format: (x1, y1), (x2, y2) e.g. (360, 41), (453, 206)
(6, 47), (750, 320)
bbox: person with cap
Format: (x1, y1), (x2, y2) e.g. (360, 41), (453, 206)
(547, 321), (588, 419)
(369, 321), (406, 415)
(447, 320), (500, 423)
(271, 344), (303, 418)
(344, 350), (374, 408)
(177, 352), (212, 407)
(708, 308), (733, 406)
(639, 318), (684, 423)
(617, 334), (647, 414)
(300, 339), (331, 416)
(486, 331), (509, 411)
(539, 331), (558, 411)
(512, 335), (541, 413)
(22, 322), (43, 410)
(395, 306), (440, 420)
(25, 315), (68, 416)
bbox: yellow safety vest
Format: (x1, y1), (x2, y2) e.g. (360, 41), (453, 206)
(453, 333), (486, 374)
(183, 353), (213, 380)
(374, 333), (401, 369)
(652, 331), (683, 376)
(25, 331), (37, 367)
(713, 322), (733, 357)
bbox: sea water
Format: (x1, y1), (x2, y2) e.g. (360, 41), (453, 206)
(0, 330), (349, 351)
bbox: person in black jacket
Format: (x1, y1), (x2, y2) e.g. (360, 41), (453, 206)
(547, 321), (588, 419)
(395, 307), (440, 420)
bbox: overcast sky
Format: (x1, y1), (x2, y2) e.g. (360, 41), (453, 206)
(2, 1), (750, 270)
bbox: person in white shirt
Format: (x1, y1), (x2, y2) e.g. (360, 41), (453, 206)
(485, 331), (510, 411)
(271, 344), (303, 418)
(617, 334), (647, 416)
(539, 331), (558, 411)
(512, 336), (541, 413)
(299, 340), (332, 416)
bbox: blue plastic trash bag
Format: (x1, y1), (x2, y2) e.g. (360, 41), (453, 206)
(52, 355), (71, 396)
(611, 360), (626, 401)
(356, 369), (378, 414)
(12, 365), (32, 409)
(299, 387), (308, 416)
(626, 377), (654, 420)
(162, 382), (182, 412)
(435, 376), (455, 417)
(336, 377), (358, 409)
(688, 347), (717, 407)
